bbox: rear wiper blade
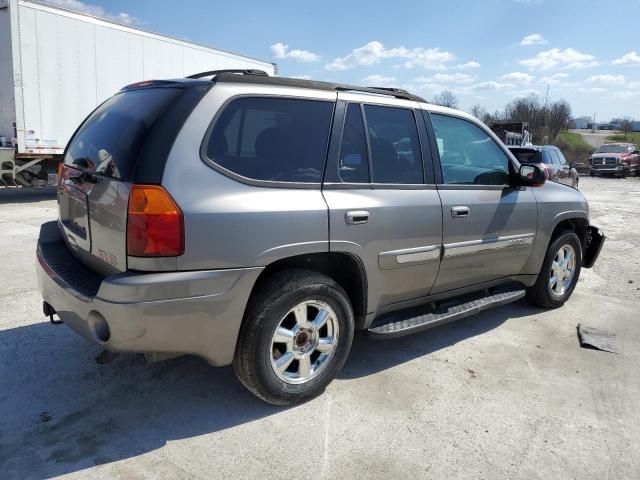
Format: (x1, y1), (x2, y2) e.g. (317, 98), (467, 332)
(69, 171), (98, 184)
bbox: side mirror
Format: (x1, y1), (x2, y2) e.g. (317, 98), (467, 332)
(518, 164), (546, 187)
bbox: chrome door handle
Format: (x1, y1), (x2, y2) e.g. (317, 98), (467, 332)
(451, 206), (470, 218)
(345, 210), (369, 225)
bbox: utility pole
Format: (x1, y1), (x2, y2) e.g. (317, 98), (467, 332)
(592, 112), (596, 132)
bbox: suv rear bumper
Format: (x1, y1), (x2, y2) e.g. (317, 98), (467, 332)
(36, 221), (262, 366)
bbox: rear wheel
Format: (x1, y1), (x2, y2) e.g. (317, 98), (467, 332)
(233, 269), (354, 405)
(526, 231), (582, 308)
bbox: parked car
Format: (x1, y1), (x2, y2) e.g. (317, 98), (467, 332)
(589, 143), (640, 177)
(36, 71), (605, 405)
(508, 145), (579, 189)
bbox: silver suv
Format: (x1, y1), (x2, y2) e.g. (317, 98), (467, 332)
(37, 70), (605, 405)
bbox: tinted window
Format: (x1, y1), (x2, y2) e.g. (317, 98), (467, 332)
(542, 150), (554, 164)
(363, 105), (423, 184)
(510, 148), (542, 164)
(431, 114), (510, 185)
(338, 104), (370, 183)
(553, 150), (567, 165)
(65, 88), (182, 180)
(205, 97), (334, 183)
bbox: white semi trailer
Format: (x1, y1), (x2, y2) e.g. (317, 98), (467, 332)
(0, 0), (276, 186)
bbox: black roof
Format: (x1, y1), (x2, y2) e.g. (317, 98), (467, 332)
(187, 69), (427, 102)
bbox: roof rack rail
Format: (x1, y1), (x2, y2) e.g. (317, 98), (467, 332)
(335, 85), (422, 101)
(186, 69), (268, 79)
(209, 73), (427, 102)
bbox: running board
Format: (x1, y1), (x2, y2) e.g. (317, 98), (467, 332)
(367, 285), (526, 339)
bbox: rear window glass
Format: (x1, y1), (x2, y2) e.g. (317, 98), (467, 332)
(204, 97), (334, 183)
(510, 149), (542, 164)
(64, 88), (181, 180)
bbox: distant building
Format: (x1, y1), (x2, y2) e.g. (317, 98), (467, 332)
(571, 117), (589, 129)
(633, 121), (640, 132)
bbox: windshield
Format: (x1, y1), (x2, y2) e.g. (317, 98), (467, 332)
(596, 144), (627, 154)
(510, 149), (542, 164)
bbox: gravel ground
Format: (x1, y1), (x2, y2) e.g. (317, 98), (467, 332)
(0, 178), (638, 479)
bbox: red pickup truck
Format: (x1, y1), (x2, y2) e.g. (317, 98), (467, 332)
(589, 143), (640, 177)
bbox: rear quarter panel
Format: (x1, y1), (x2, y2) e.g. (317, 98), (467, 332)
(162, 83), (334, 270)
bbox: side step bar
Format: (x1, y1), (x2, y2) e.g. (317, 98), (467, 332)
(367, 285), (526, 339)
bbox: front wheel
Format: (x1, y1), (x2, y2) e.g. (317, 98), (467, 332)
(526, 231), (582, 308)
(233, 269), (354, 405)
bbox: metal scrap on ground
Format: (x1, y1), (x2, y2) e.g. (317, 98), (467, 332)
(577, 324), (618, 353)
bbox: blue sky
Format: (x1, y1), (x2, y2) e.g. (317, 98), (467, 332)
(46, 0), (640, 120)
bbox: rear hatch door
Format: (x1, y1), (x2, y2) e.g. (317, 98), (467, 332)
(59, 84), (205, 275)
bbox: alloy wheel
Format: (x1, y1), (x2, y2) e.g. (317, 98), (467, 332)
(270, 300), (339, 384)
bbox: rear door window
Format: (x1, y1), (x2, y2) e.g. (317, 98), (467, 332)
(64, 88), (182, 180)
(338, 104), (370, 183)
(204, 97), (334, 183)
(363, 105), (423, 184)
(542, 150), (555, 164)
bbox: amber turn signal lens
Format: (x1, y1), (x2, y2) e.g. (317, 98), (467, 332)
(127, 185), (183, 257)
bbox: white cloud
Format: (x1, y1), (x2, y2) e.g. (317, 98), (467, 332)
(470, 81), (514, 91)
(362, 74), (397, 86)
(270, 43), (320, 62)
(520, 34), (547, 46)
(414, 73), (475, 84)
(454, 61), (481, 70)
(578, 87), (608, 93)
(585, 75), (625, 85)
(42, 0), (139, 25)
(612, 51), (640, 66)
(519, 48), (598, 70)
(403, 48), (456, 70)
(325, 41), (455, 71)
(539, 73), (570, 85)
(499, 72), (534, 83)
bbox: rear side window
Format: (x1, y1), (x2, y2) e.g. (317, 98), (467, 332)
(510, 149), (542, 164)
(204, 97), (334, 183)
(363, 105), (423, 184)
(64, 88), (182, 180)
(542, 150), (554, 164)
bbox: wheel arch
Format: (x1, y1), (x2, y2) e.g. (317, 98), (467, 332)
(522, 212), (589, 276)
(245, 252), (368, 328)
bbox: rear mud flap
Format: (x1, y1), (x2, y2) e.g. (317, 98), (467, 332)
(583, 226), (605, 268)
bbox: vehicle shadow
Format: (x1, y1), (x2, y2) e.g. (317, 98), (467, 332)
(341, 299), (541, 379)
(0, 300), (541, 479)
(0, 187), (56, 204)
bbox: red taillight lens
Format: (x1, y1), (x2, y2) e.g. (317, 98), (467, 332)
(56, 162), (63, 186)
(127, 185), (184, 257)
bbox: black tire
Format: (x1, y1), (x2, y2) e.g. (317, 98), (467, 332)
(233, 269), (354, 405)
(526, 231), (582, 308)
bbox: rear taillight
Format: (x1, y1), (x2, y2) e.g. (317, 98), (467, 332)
(127, 185), (184, 257)
(56, 162), (63, 186)
(541, 164), (550, 180)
